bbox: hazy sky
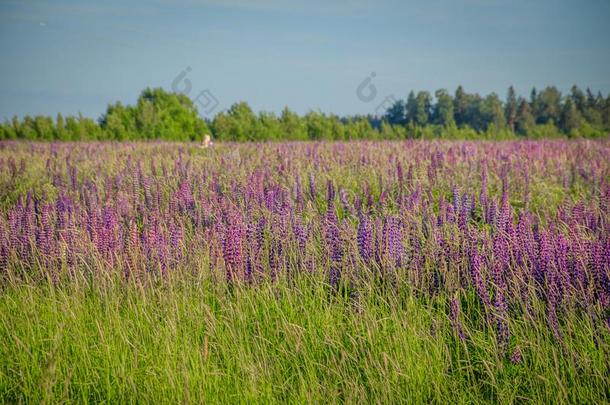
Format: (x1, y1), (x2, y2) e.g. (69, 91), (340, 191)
(1, 0), (609, 120)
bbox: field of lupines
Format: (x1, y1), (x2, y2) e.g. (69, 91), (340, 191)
(0, 139), (609, 403)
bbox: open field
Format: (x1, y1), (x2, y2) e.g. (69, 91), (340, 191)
(1, 140), (609, 403)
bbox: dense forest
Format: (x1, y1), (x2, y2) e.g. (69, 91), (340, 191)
(1, 86), (609, 141)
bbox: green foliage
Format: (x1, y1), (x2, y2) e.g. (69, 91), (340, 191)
(1, 86), (608, 142)
(100, 88), (209, 141)
(433, 89), (455, 127)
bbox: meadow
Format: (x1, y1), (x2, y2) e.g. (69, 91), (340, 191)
(0, 139), (609, 403)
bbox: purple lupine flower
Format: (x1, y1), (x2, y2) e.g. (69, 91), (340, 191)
(480, 162), (488, 210)
(222, 211), (245, 281)
(500, 176), (509, 209)
(292, 217), (307, 252)
(406, 164), (413, 190)
(326, 180), (336, 204)
(383, 216), (403, 268)
(324, 204), (341, 261)
(469, 250), (492, 307)
(324, 202), (342, 287)
(255, 216), (267, 251)
(43, 204), (55, 260)
(245, 256), (253, 282)
(364, 184), (374, 211)
(592, 238), (610, 308)
(169, 221), (183, 261)
(493, 234), (510, 352)
(486, 199), (498, 225)
(339, 187), (355, 216)
(396, 161), (404, 189)
(458, 193), (471, 232)
(510, 347), (522, 364)
(357, 214), (373, 263)
(452, 186), (461, 214)
(450, 296), (466, 341)
(535, 230), (551, 288)
(496, 198), (511, 232)
(69, 165), (78, 190)
(546, 263), (563, 341)
(308, 172), (317, 201)
(294, 175), (304, 210)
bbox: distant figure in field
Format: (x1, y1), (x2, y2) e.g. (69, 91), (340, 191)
(202, 134), (213, 148)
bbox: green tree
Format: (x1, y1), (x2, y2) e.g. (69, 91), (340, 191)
(100, 88), (209, 141)
(280, 107), (307, 140)
(560, 98), (581, 133)
(384, 100), (406, 126)
(536, 86), (562, 124)
(570, 85), (587, 112)
(414, 91), (431, 126)
(505, 86), (518, 132)
(515, 98), (535, 135)
(481, 93), (506, 131)
(305, 111), (333, 140)
(254, 112), (282, 141)
(433, 89), (455, 127)
(405, 91), (417, 125)
(453, 86), (468, 127)
(55, 113), (66, 140)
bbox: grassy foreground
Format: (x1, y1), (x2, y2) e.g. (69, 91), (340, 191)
(1, 274), (608, 404)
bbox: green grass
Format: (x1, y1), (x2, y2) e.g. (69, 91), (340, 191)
(1, 273), (608, 404)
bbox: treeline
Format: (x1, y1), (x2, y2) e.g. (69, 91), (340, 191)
(1, 85), (609, 141)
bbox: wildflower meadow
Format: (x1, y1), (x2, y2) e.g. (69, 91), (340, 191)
(0, 139), (609, 403)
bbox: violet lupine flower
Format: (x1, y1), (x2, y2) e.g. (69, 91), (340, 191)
(570, 203), (585, 226)
(294, 175), (304, 210)
(383, 217), (403, 268)
(264, 187), (278, 212)
(169, 221), (183, 261)
(69, 165), (78, 190)
(0, 244), (8, 272)
(326, 180), (336, 204)
(515, 213), (534, 268)
(496, 198), (511, 232)
(469, 250), (491, 307)
(324, 203), (342, 287)
(357, 214), (373, 263)
(427, 163), (437, 186)
(339, 187), (355, 217)
(245, 256), (253, 282)
(510, 347), (522, 364)
(406, 164), (413, 190)
(255, 217), (267, 251)
(480, 163), (488, 210)
(547, 264), (563, 341)
(396, 161), (404, 189)
(364, 184), (374, 211)
(591, 239), (610, 308)
(450, 296), (467, 341)
(535, 230), (552, 288)
(292, 218), (308, 252)
(446, 204), (455, 225)
(492, 241), (510, 352)
(177, 181), (196, 214)
(458, 193), (471, 232)
(308, 173), (317, 201)
(324, 204), (341, 261)
(486, 199), (498, 226)
(222, 212), (245, 281)
(37, 203), (53, 259)
(500, 176), (509, 209)
(452, 186), (461, 214)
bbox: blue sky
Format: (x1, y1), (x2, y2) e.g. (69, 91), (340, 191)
(1, 0), (609, 120)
